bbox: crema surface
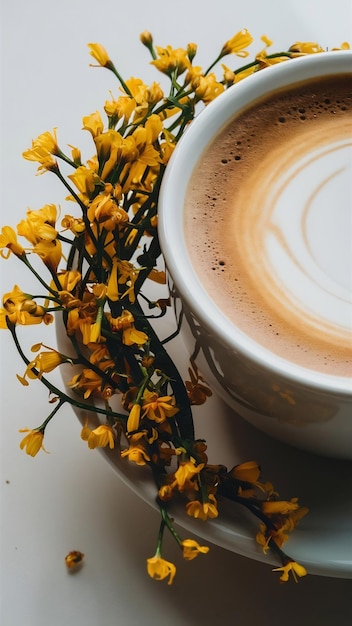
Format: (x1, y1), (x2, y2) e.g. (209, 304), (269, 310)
(185, 74), (352, 376)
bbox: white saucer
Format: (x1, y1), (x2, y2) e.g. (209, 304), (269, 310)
(81, 306), (352, 580)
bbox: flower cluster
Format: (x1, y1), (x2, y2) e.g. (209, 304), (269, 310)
(1, 29), (348, 584)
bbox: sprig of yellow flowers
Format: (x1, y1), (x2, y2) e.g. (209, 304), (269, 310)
(1, 29), (349, 584)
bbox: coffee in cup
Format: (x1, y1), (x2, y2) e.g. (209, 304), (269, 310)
(159, 51), (352, 459)
(184, 73), (352, 377)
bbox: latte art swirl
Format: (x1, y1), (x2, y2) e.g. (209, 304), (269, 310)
(236, 126), (351, 342)
(185, 74), (352, 376)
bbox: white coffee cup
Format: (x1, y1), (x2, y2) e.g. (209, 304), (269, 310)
(159, 50), (352, 459)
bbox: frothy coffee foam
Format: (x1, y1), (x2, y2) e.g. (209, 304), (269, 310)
(185, 74), (352, 376)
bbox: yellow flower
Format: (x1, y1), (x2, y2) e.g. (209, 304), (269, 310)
(2, 285), (53, 326)
(104, 94), (136, 125)
(124, 77), (150, 104)
(272, 560), (307, 583)
(0, 226), (25, 258)
(142, 390), (179, 423)
(173, 460), (204, 489)
(107, 310), (148, 345)
(151, 45), (190, 76)
(65, 294), (95, 334)
(289, 41), (324, 55)
(88, 43), (111, 67)
(30, 128), (59, 155)
(17, 204), (62, 271)
(61, 214), (86, 235)
(19, 428), (46, 456)
(94, 131), (139, 180)
(53, 270), (82, 293)
(254, 35), (289, 69)
(231, 461), (261, 483)
(193, 73), (225, 104)
(146, 554), (176, 585)
(22, 133), (58, 172)
(87, 193), (128, 231)
(222, 63), (236, 86)
(82, 111), (104, 137)
(145, 82), (164, 106)
(261, 498), (300, 516)
(121, 442), (151, 466)
(123, 326), (149, 346)
(67, 165), (97, 197)
(69, 144), (82, 164)
(23, 151), (57, 172)
(221, 28), (254, 57)
(33, 240), (62, 272)
(186, 494), (218, 520)
(18, 346), (65, 385)
(181, 539), (209, 560)
(256, 502), (309, 553)
(81, 423), (115, 449)
(17, 204), (59, 245)
(126, 403), (141, 432)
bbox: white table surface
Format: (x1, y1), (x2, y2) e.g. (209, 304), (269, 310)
(1, 1), (352, 624)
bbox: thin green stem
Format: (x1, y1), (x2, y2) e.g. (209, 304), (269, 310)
(231, 51), (292, 77)
(155, 519), (166, 557)
(159, 505), (182, 546)
(20, 256), (58, 296)
(109, 64), (133, 97)
(204, 52), (225, 75)
(56, 149), (79, 169)
(38, 397), (66, 430)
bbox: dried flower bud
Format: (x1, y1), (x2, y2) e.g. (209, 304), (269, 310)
(65, 550), (85, 570)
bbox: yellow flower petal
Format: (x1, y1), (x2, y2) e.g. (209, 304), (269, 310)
(146, 555), (176, 585)
(88, 43), (111, 67)
(181, 539), (209, 560)
(19, 429), (46, 456)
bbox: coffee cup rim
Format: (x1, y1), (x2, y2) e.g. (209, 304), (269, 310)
(158, 50), (352, 395)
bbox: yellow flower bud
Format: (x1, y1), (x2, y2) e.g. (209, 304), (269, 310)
(126, 403), (141, 432)
(88, 43), (111, 67)
(187, 42), (197, 62)
(0, 226), (25, 258)
(140, 31), (153, 47)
